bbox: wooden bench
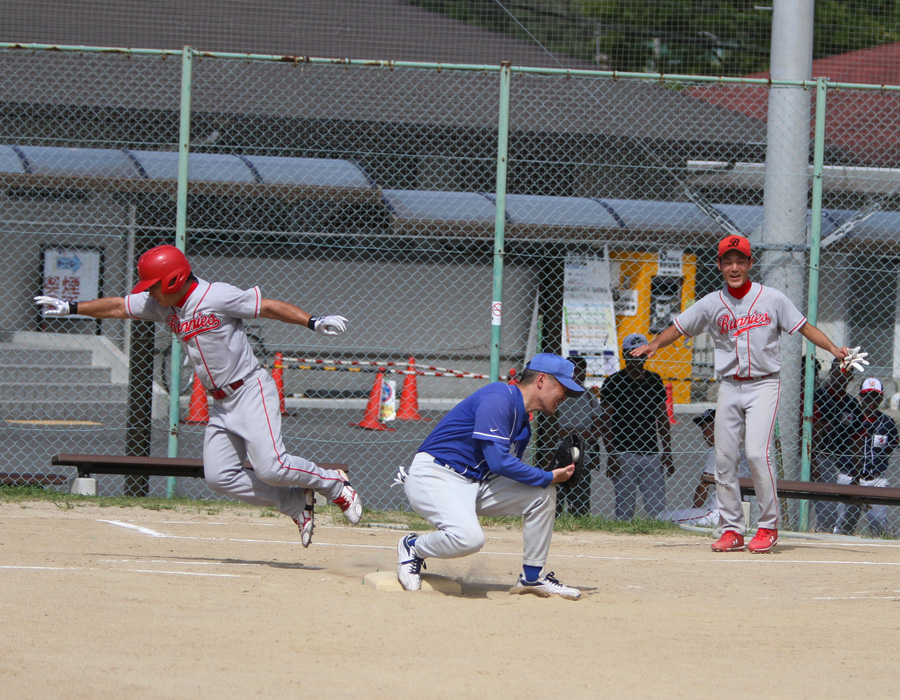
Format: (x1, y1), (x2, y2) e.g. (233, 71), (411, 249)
(0, 472), (69, 487)
(51, 454), (348, 480)
(700, 473), (900, 507)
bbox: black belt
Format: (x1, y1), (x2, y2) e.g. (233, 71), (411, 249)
(210, 380), (244, 400)
(731, 373), (773, 382)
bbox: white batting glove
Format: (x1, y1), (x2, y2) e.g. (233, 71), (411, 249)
(34, 295), (73, 317)
(840, 346), (869, 373)
(310, 314), (348, 336)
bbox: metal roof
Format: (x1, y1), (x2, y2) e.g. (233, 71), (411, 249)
(2, 145), (899, 245)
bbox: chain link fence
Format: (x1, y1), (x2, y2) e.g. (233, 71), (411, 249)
(2, 46), (899, 534)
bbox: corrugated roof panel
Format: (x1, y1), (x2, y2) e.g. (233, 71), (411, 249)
(15, 146), (141, 178)
(848, 209), (900, 241)
(505, 194), (620, 228)
(383, 190), (495, 223)
(712, 203), (764, 235)
(0, 146), (26, 173)
(130, 151), (257, 183)
(601, 198), (721, 234)
(244, 155), (374, 188)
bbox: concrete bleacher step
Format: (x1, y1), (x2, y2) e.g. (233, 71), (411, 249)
(0, 381), (126, 402)
(0, 339), (128, 424)
(0, 400), (126, 423)
(0, 347), (95, 366)
(0, 365), (114, 384)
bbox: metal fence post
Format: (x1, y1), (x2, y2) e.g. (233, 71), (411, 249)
(489, 62), (511, 382)
(799, 76), (828, 530)
(167, 45), (194, 497)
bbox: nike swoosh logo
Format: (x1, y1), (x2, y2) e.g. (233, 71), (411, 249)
(489, 428), (499, 433)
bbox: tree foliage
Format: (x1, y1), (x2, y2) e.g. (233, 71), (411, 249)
(406, 0), (900, 75)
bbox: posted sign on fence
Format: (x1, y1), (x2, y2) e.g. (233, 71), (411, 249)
(41, 247), (102, 319)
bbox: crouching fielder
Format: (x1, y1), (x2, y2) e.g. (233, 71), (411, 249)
(396, 353), (583, 599)
(631, 235), (852, 554)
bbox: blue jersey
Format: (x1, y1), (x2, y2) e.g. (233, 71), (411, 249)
(418, 382), (550, 487)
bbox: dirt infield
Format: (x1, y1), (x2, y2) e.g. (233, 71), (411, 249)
(2, 502), (899, 699)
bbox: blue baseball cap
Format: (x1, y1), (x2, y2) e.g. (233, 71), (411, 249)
(525, 353), (584, 396)
(622, 333), (649, 351)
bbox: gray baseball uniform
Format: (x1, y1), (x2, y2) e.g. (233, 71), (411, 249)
(674, 283), (806, 534)
(125, 278), (348, 518)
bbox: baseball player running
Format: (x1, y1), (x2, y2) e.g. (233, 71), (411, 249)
(34, 245), (361, 546)
(395, 353), (584, 599)
(631, 235), (853, 553)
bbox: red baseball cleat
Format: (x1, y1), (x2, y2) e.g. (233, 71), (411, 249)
(711, 530), (745, 552)
(332, 470), (362, 524)
(748, 527), (778, 554)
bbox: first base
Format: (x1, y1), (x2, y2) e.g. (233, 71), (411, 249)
(363, 570), (462, 595)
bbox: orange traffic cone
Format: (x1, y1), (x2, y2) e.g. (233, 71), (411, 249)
(273, 352), (288, 415)
(665, 382), (678, 424)
(352, 368), (396, 431)
(397, 357), (428, 421)
(185, 374), (209, 423)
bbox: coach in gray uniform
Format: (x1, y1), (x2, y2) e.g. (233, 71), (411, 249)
(630, 235), (850, 554)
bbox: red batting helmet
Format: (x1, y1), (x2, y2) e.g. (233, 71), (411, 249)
(132, 245), (192, 294)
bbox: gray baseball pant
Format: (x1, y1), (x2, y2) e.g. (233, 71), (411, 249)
(202, 368), (346, 523)
(811, 454), (846, 532)
(612, 453), (667, 520)
(714, 375), (780, 535)
(403, 452), (557, 569)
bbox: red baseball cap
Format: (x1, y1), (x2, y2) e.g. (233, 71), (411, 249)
(717, 235), (752, 259)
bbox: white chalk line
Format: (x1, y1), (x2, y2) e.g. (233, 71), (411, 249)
(96, 521), (900, 566)
(98, 520), (170, 538)
(789, 540), (900, 549)
(716, 559), (900, 566)
(97, 558), (255, 566)
(0, 565), (91, 571)
(122, 569), (249, 578)
(808, 595), (900, 601)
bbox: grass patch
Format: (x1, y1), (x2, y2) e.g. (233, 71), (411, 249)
(553, 513), (683, 535)
(0, 485), (255, 516)
(0, 487), (684, 536)
(478, 513), (682, 535)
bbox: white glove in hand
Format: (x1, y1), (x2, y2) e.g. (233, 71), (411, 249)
(33, 295), (72, 317)
(311, 314), (348, 336)
(840, 346), (869, 373)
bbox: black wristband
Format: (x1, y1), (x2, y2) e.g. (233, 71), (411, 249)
(307, 316), (317, 330)
(69, 301), (79, 316)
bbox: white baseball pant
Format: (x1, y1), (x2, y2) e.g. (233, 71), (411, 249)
(403, 452), (556, 568)
(834, 473), (890, 536)
(714, 375), (780, 534)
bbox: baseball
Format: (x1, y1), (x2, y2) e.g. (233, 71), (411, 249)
(571, 446), (580, 462)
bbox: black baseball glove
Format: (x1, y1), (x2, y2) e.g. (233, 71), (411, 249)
(545, 433), (585, 490)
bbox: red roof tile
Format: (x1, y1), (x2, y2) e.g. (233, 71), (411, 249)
(689, 43), (900, 167)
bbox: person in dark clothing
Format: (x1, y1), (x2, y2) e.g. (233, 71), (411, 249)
(555, 355), (603, 516)
(599, 333), (673, 520)
(811, 358), (864, 532)
(834, 377), (898, 536)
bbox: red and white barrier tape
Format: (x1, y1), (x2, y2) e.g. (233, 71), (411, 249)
(276, 356), (504, 380)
